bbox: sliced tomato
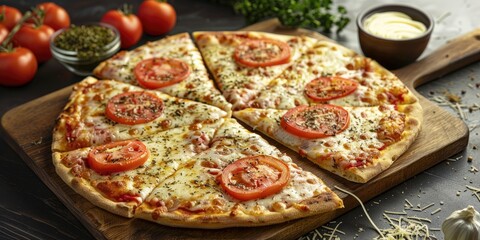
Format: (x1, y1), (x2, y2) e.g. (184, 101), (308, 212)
(233, 38), (291, 67)
(87, 140), (150, 174)
(134, 58), (190, 89)
(105, 91), (164, 125)
(218, 155), (290, 201)
(305, 77), (359, 102)
(281, 104), (350, 139)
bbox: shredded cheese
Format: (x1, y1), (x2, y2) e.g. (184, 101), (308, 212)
(335, 186), (385, 238)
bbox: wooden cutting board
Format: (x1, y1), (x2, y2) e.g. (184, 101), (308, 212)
(2, 19), (480, 240)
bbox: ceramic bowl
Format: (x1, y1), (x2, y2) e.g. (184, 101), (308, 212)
(357, 4), (434, 69)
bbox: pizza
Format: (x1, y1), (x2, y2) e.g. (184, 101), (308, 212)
(233, 103), (423, 183)
(52, 77), (228, 152)
(51, 30), (423, 228)
(247, 40), (419, 109)
(134, 118), (342, 228)
(193, 31), (316, 110)
(52, 88), (343, 227)
(93, 32), (232, 112)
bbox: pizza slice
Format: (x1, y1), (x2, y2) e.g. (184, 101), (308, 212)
(234, 103), (423, 183)
(248, 40), (418, 109)
(193, 31), (317, 110)
(135, 118), (343, 228)
(93, 32), (231, 112)
(52, 77), (228, 152)
(52, 120), (224, 217)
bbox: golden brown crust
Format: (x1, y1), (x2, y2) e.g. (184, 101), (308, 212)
(134, 189), (342, 228)
(52, 152), (136, 217)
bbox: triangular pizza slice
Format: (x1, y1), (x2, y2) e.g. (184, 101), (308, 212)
(52, 77), (228, 152)
(52, 120), (224, 217)
(248, 40), (419, 109)
(193, 31), (317, 110)
(135, 118), (343, 228)
(93, 32), (231, 112)
(234, 103), (423, 183)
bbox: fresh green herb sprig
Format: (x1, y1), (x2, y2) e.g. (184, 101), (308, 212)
(219, 0), (350, 33)
(54, 25), (115, 60)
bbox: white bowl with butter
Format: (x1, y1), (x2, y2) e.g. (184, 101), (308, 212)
(357, 4), (434, 69)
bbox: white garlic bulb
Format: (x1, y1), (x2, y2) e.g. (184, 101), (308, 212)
(442, 205), (480, 240)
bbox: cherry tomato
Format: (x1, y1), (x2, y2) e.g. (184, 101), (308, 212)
(12, 23), (54, 63)
(234, 38), (291, 67)
(38, 2), (70, 31)
(0, 24), (8, 44)
(134, 58), (190, 89)
(137, 0), (176, 36)
(218, 155), (290, 201)
(87, 140), (150, 174)
(0, 47), (37, 87)
(0, 5), (22, 31)
(105, 91), (164, 125)
(305, 76), (359, 102)
(281, 104), (350, 139)
(101, 9), (142, 49)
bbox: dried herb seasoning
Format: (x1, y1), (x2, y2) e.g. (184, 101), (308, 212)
(53, 24), (116, 60)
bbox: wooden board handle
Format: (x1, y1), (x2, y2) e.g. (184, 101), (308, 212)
(394, 28), (480, 87)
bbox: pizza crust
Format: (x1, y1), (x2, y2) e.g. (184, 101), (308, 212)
(52, 152), (137, 217)
(134, 189), (342, 228)
(233, 102), (423, 183)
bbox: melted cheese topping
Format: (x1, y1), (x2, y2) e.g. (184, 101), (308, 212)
(57, 120), (223, 204)
(54, 78), (227, 151)
(140, 119), (330, 215)
(234, 105), (402, 170)
(194, 32), (316, 110)
(248, 41), (416, 109)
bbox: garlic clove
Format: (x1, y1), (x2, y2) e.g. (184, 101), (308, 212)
(442, 205), (480, 240)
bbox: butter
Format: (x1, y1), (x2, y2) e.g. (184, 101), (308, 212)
(363, 11), (427, 40)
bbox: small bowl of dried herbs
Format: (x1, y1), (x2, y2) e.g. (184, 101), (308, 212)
(50, 22), (120, 76)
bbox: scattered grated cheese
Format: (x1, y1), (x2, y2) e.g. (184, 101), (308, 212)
(456, 102), (466, 120)
(322, 224), (345, 235)
(436, 11), (451, 23)
(466, 185), (480, 202)
(384, 210), (407, 215)
(421, 203), (435, 211)
(431, 208), (442, 215)
(405, 199), (414, 208)
(407, 216), (432, 223)
(335, 186), (385, 238)
(327, 222), (343, 240)
(375, 214), (433, 240)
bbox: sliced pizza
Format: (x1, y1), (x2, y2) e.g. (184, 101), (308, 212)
(193, 31), (317, 110)
(52, 120), (224, 217)
(52, 77), (228, 152)
(248, 40), (419, 109)
(234, 103), (423, 183)
(135, 118), (343, 228)
(93, 32), (232, 112)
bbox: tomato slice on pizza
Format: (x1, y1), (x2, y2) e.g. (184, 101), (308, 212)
(218, 155), (290, 201)
(87, 140), (150, 174)
(105, 91), (164, 125)
(305, 76), (359, 102)
(134, 58), (191, 89)
(233, 39), (291, 67)
(281, 104), (350, 139)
